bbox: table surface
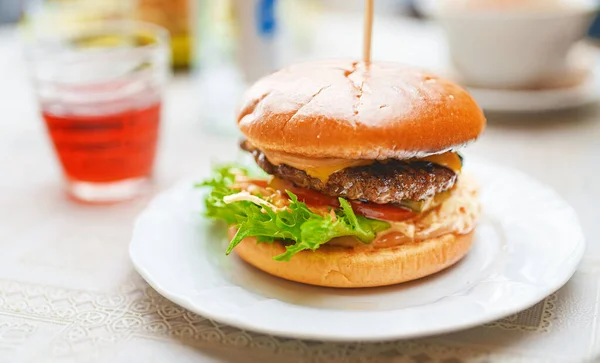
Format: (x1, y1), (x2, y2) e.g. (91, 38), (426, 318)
(1, 15), (600, 363)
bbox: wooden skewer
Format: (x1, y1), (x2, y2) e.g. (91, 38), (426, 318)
(363, 0), (374, 64)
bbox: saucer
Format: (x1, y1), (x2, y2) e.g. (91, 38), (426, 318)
(465, 63), (600, 112)
(445, 43), (600, 112)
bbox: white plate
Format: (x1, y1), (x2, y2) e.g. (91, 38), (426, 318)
(129, 160), (585, 341)
(466, 66), (600, 113)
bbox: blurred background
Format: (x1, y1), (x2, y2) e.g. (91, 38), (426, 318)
(6, 0), (599, 135)
(0, 0), (598, 200)
(1, 1), (600, 361)
(0, 0), (599, 200)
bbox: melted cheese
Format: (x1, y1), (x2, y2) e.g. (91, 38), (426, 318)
(261, 150), (462, 183)
(419, 152), (462, 174)
(304, 162), (372, 182)
(262, 150), (373, 182)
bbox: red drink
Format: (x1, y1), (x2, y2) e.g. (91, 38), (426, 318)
(43, 102), (161, 184)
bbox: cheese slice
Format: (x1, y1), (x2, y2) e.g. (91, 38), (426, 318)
(262, 150), (462, 183)
(303, 162), (373, 182)
(262, 150), (373, 183)
(420, 152), (463, 174)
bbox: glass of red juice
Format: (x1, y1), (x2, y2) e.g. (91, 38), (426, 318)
(25, 21), (170, 203)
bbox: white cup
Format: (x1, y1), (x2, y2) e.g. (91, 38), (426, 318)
(422, 0), (598, 89)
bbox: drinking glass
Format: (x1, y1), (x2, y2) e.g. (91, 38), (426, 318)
(25, 21), (170, 203)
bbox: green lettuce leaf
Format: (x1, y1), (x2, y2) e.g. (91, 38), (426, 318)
(197, 165), (390, 261)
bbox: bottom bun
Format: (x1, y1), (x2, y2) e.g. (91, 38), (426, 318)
(230, 228), (475, 288)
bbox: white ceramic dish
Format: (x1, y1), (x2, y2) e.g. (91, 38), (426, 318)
(426, 44), (600, 112)
(130, 160), (585, 341)
(418, 0), (597, 89)
(466, 64), (600, 112)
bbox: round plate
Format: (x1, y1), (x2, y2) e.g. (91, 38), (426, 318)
(462, 44), (600, 113)
(466, 66), (600, 112)
(129, 160), (585, 341)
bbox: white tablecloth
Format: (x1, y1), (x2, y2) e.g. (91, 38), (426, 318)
(1, 17), (599, 362)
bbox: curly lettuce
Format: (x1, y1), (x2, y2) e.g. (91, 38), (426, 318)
(197, 166), (390, 261)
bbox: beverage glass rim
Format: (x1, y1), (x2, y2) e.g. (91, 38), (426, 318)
(22, 20), (170, 65)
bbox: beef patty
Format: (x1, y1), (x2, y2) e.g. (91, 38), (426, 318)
(242, 142), (458, 204)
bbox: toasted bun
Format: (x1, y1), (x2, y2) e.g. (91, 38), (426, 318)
(237, 60), (486, 160)
(230, 230), (475, 288)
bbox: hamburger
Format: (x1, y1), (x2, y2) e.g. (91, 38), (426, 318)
(200, 60), (485, 288)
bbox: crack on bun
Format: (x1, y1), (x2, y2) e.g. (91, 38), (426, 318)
(285, 85), (332, 131)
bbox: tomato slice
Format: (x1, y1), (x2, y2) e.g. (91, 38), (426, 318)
(269, 178), (416, 222)
(349, 201), (416, 222)
(246, 179), (269, 188)
(270, 178), (340, 207)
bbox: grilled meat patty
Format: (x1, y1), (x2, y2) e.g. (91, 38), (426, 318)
(242, 142), (458, 204)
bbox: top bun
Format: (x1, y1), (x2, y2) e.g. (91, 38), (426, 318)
(237, 60), (486, 160)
